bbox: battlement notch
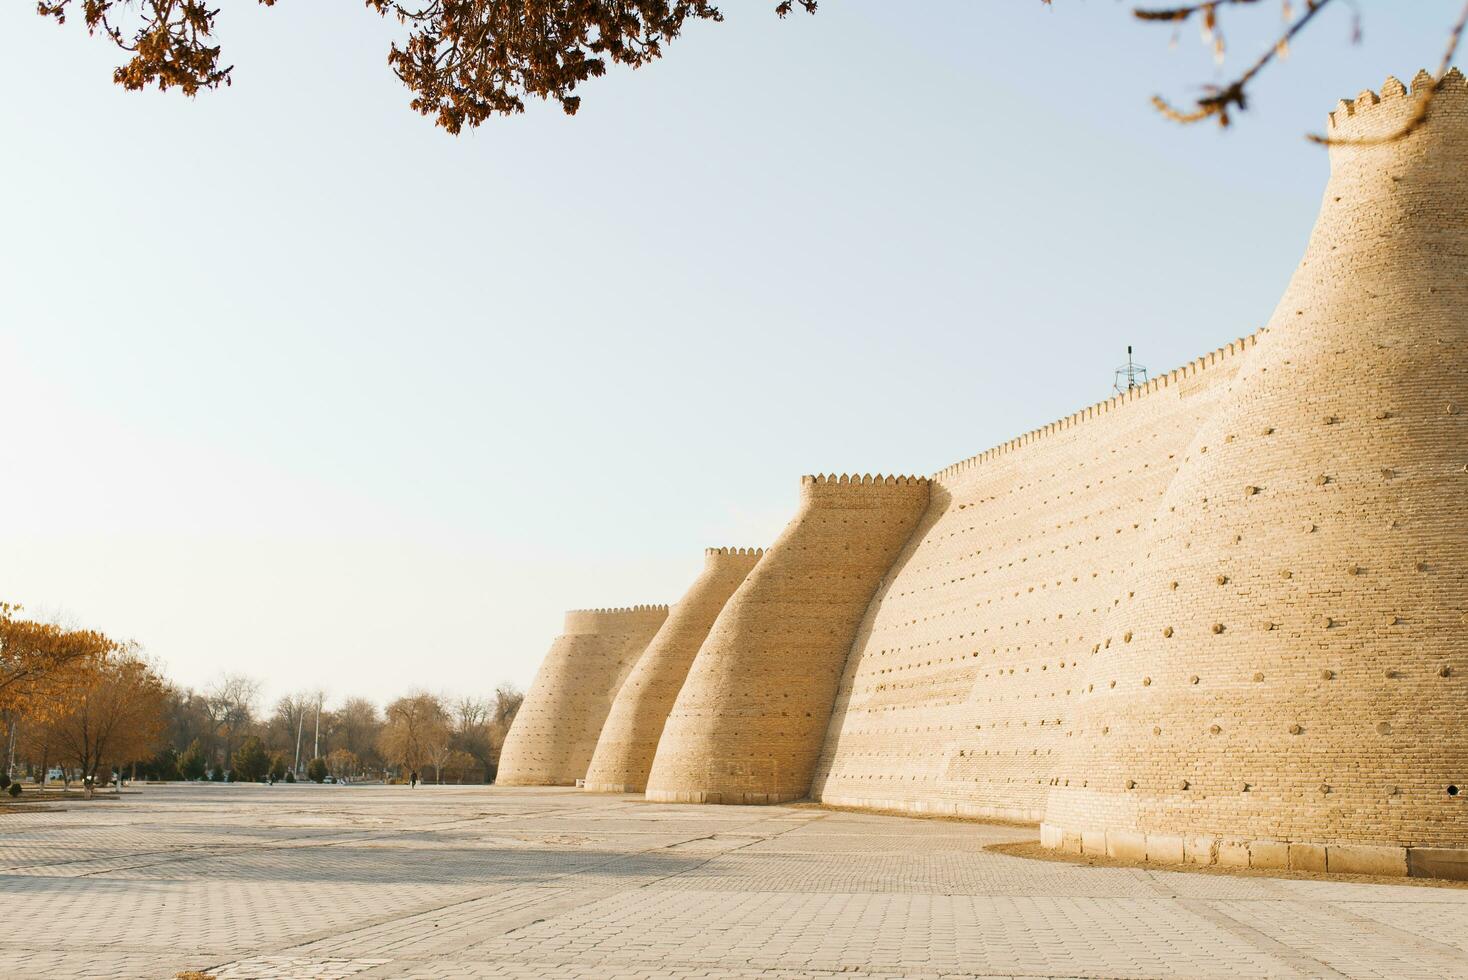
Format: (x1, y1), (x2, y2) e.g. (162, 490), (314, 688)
(705, 546), (765, 560)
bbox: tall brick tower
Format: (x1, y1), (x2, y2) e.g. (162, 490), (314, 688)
(1043, 71), (1468, 871)
(583, 547), (764, 794)
(496, 605), (667, 786)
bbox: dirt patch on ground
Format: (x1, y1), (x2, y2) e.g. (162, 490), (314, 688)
(988, 839), (1468, 889)
(797, 800), (1040, 831)
(0, 803), (64, 814)
(0, 789), (122, 812)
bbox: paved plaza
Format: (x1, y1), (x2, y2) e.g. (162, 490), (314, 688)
(2, 786), (1467, 979)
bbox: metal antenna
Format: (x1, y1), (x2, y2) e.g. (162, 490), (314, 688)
(1113, 345), (1148, 394)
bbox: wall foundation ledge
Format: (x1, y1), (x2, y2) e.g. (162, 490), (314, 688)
(1043, 825), (1468, 881)
(1408, 847), (1468, 880)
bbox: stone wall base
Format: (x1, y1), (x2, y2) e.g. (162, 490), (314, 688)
(581, 781), (641, 794)
(1039, 823), (1467, 881)
(645, 789), (804, 805)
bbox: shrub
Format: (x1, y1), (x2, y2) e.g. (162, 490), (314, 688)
(284, 770), (296, 783)
(208, 768), (224, 782)
(231, 737), (271, 783)
(0, 772), (10, 791)
(178, 740), (207, 781)
(306, 757), (327, 783)
(143, 747), (180, 781)
(7, 783), (20, 798)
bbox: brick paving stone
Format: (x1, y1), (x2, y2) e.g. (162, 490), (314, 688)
(0, 784), (1464, 979)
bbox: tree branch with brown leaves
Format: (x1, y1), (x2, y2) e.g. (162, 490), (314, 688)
(1140, 0), (1468, 144)
(37, 0), (813, 132)
(0, 603), (116, 722)
(364, 1), (730, 133)
(36, 0), (279, 94)
(34, 0), (1467, 139)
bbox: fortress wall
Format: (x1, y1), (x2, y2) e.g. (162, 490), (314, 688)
(810, 336), (1259, 820)
(496, 605), (668, 786)
(502, 69), (1464, 870)
(1043, 72), (1468, 860)
(583, 547), (765, 794)
(645, 476), (931, 804)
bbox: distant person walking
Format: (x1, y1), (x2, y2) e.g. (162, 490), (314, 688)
(409, 771), (418, 788)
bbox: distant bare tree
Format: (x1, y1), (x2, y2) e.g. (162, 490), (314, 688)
(269, 692), (314, 773)
(487, 684), (525, 774)
(425, 726), (454, 785)
(205, 674), (260, 773)
(447, 695), (490, 768)
(452, 696), (490, 733)
(334, 697), (383, 768)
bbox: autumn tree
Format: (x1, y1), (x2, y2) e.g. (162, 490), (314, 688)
(1, 603), (114, 721)
(34, 649), (169, 798)
(377, 692), (450, 777)
(325, 747), (358, 782)
(31, 1), (1468, 139)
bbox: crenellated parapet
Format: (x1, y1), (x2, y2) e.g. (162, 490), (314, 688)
(705, 546), (765, 560)
(563, 605), (670, 635)
(799, 472), (929, 499)
(799, 473), (927, 487)
(1326, 68), (1467, 140)
(932, 333), (1261, 484)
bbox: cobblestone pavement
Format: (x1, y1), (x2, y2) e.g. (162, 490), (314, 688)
(2, 785), (1466, 979)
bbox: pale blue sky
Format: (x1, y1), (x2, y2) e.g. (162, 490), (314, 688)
(0, 1), (1452, 708)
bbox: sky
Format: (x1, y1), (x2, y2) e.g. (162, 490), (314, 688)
(0, 1), (1453, 711)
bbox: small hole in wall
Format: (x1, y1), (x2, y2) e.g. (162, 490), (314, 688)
(1450, 785), (1461, 797)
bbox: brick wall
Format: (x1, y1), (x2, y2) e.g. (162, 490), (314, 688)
(810, 340), (1255, 820)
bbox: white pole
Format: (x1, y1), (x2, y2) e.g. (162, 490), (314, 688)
(294, 706), (304, 774)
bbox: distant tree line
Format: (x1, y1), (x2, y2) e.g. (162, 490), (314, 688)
(1, 603), (523, 795)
